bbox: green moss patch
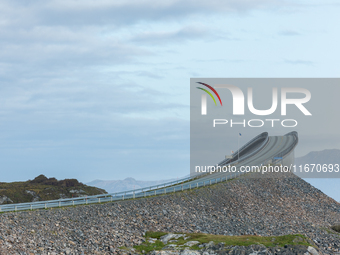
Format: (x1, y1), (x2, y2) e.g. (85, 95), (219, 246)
(125, 231), (311, 254)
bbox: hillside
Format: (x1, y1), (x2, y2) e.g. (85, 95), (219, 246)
(295, 149), (340, 202)
(0, 174), (107, 204)
(296, 149), (340, 165)
(0, 172), (339, 254)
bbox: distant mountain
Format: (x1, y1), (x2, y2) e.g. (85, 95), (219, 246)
(296, 149), (340, 202)
(295, 149), (340, 165)
(87, 177), (180, 193)
(0, 174), (107, 204)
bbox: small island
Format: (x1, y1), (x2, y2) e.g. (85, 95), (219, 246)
(0, 174), (107, 204)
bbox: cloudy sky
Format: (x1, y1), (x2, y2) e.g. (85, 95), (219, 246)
(1, 0), (340, 185)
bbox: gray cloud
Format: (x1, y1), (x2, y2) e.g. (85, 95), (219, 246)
(0, 80), (187, 123)
(0, 0), (329, 183)
(1, 0), (295, 28)
(0, 0), (301, 74)
(0, 26), (149, 67)
(279, 30), (301, 36)
(135, 71), (163, 79)
(284, 59), (313, 65)
(130, 26), (239, 45)
(192, 59), (246, 63)
(131, 26), (209, 44)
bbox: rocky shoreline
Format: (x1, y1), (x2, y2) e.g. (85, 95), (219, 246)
(0, 172), (339, 254)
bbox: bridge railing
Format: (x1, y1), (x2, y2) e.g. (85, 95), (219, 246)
(0, 171), (246, 212)
(0, 132), (298, 213)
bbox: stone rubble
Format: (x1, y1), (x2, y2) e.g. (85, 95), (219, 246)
(149, 243), (320, 255)
(0, 172), (339, 254)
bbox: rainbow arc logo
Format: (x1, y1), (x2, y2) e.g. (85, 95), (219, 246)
(196, 82), (222, 106)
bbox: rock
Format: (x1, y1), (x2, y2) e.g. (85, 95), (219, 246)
(25, 190), (36, 196)
(69, 189), (85, 194)
(160, 234), (186, 244)
(307, 246), (319, 255)
(161, 234), (178, 244)
(204, 241), (215, 248)
(183, 241), (199, 247)
(163, 244), (178, 250)
(180, 250), (200, 255)
(150, 251), (180, 255)
(149, 238), (158, 243)
(25, 190), (41, 202)
(0, 195), (13, 204)
(0, 172), (339, 254)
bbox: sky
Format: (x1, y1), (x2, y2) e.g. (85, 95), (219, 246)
(1, 0), (340, 199)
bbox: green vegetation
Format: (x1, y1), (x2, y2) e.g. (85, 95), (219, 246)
(146, 232), (168, 239)
(126, 231), (312, 254)
(132, 240), (165, 253)
(320, 226), (340, 236)
(0, 174), (107, 204)
(331, 225), (340, 233)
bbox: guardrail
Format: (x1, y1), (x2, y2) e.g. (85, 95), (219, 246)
(0, 174), (197, 212)
(0, 172), (245, 212)
(0, 132), (298, 213)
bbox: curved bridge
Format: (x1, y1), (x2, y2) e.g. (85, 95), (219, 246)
(0, 131), (298, 212)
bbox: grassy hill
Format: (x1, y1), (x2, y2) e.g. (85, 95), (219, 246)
(0, 174), (107, 204)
